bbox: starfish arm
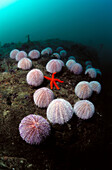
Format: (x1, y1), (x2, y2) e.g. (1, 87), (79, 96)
(54, 79), (64, 83)
(44, 72), (63, 90)
(44, 76), (52, 80)
(53, 81), (60, 90)
(50, 80), (53, 89)
(52, 72), (56, 79)
(53, 72), (56, 75)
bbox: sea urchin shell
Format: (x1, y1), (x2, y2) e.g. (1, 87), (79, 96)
(74, 100), (95, 119)
(66, 59), (76, 69)
(17, 58), (32, 70)
(26, 69), (44, 86)
(46, 59), (62, 73)
(16, 51), (27, 61)
(75, 81), (93, 99)
(46, 98), (73, 124)
(33, 87), (54, 108)
(28, 49), (40, 59)
(19, 114), (51, 144)
(89, 81), (101, 94)
(10, 49), (19, 59)
(70, 63), (83, 75)
(60, 50), (67, 57)
(85, 68), (97, 78)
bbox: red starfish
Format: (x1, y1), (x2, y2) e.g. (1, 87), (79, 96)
(44, 72), (64, 90)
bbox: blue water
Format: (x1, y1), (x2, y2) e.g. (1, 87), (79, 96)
(0, 0), (112, 61)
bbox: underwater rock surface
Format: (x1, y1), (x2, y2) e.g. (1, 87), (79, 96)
(0, 39), (105, 170)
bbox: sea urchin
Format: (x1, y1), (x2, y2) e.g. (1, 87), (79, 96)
(19, 114), (51, 144)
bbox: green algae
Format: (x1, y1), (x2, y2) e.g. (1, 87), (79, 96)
(3, 110), (10, 117)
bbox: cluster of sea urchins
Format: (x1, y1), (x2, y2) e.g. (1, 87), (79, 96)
(66, 57), (83, 75)
(9, 47), (102, 145)
(74, 80), (101, 119)
(85, 60), (102, 78)
(9, 47), (70, 145)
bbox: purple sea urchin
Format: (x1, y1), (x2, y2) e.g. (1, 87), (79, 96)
(19, 114), (50, 144)
(89, 81), (101, 94)
(52, 53), (60, 59)
(28, 50), (40, 59)
(66, 59), (76, 69)
(74, 100), (95, 119)
(10, 49), (19, 59)
(56, 47), (63, 52)
(26, 69), (44, 86)
(75, 81), (93, 99)
(46, 59), (62, 73)
(16, 51), (27, 61)
(45, 47), (53, 55)
(17, 58), (32, 70)
(60, 50), (67, 57)
(41, 49), (49, 56)
(33, 87), (54, 108)
(46, 98), (73, 124)
(85, 68), (97, 78)
(70, 63), (83, 75)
